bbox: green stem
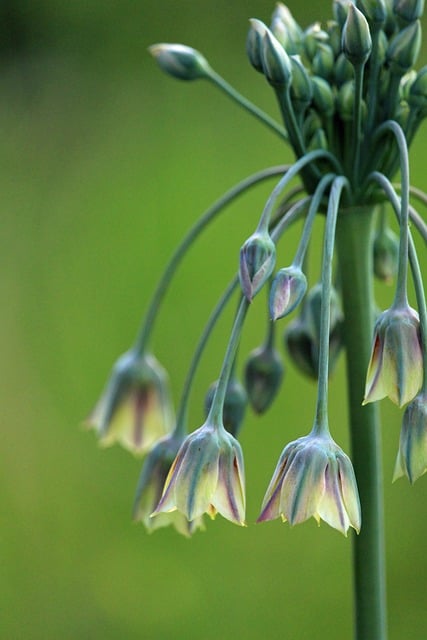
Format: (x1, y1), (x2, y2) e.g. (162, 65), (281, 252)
(134, 165), (289, 353)
(207, 70), (289, 141)
(335, 208), (387, 640)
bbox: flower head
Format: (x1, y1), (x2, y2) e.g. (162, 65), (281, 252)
(133, 433), (204, 536)
(393, 391), (427, 483)
(87, 350), (173, 455)
(152, 422), (246, 525)
(363, 304), (423, 407)
(258, 433), (361, 535)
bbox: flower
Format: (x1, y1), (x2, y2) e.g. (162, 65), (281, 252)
(393, 391), (427, 483)
(87, 350), (173, 455)
(257, 433), (361, 535)
(133, 434), (204, 536)
(244, 344), (284, 414)
(363, 304), (423, 407)
(152, 422), (246, 525)
(269, 264), (307, 320)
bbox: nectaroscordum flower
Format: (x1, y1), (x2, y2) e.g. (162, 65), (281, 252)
(257, 433), (361, 535)
(152, 421), (246, 525)
(393, 391), (427, 484)
(363, 304), (423, 407)
(87, 349), (173, 455)
(133, 434), (204, 536)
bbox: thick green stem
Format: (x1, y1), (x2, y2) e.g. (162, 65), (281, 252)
(335, 208), (387, 640)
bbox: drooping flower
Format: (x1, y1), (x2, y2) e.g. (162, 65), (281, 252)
(133, 434), (204, 536)
(87, 349), (173, 455)
(363, 304), (423, 407)
(152, 422), (246, 525)
(257, 432), (361, 535)
(393, 391), (427, 483)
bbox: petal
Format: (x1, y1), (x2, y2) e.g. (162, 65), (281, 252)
(317, 458), (351, 535)
(280, 446), (327, 525)
(211, 440), (246, 525)
(336, 453), (361, 532)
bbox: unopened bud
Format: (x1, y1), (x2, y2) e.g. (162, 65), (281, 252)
(393, 0), (425, 23)
(304, 23), (329, 60)
(333, 0), (351, 28)
(246, 19), (265, 72)
(262, 28), (293, 86)
(289, 55), (313, 111)
(312, 76), (335, 117)
(272, 3), (303, 45)
(335, 53), (354, 85)
(269, 265), (307, 320)
(149, 43), (210, 81)
(408, 66), (427, 111)
(239, 231), (276, 301)
(342, 4), (372, 66)
(357, 0), (387, 25)
(244, 345), (284, 414)
(387, 20), (421, 75)
(312, 43), (335, 80)
(373, 225), (400, 283)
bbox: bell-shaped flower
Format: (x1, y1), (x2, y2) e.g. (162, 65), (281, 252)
(239, 231), (276, 302)
(133, 433), (204, 536)
(363, 304), (423, 407)
(393, 391), (427, 483)
(257, 432), (361, 535)
(152, 422), (246, 525)
(87, 349), (173, 455)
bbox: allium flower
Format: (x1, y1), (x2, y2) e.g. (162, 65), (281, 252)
(239, 231), (276, 301)
(152, 422), (246, 525)
(394, 391), (427, 484)
(133, 434), (204, 536)
(87, 350), (173, 455)
(363, 305), (423, 407)
(258, 433), (361, 535)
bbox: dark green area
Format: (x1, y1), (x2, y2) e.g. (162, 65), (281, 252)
(1, 2), (426, 638)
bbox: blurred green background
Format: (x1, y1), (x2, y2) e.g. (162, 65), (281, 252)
(1, 1), (427, 638)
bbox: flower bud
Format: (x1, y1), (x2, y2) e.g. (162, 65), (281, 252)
(337, 80), (356, 120)
(239, 231), (276, 301)
(327, 20), (343, 57)
(357, 0), (387, 25)
(244, 344), (284, 414)
(289, 55), (313, 112)
(363, 304), (423, 407)
(334, 53), (355, 86)
(261, 28), (293, 86)
(246, 19), (265, 72)
(271, 3), (304, 47)
(333, 0), (351, 28)
(393, 0), (425, 23)
(285, 284), (344, 379)
(312, 76), (335, 117)
(302, 111), (323, 142)
(408, 66), (427, 111)
(373, 225), (399, 283)
(306, 128), (329, 152)
(394, 392), (427, 483)
(387, 20), (421, 75)
(149, 43), (210, 81)
(312, 43), (335, 80)
(342, 3), (373, 66)
(205, 377), (248, 437)
(304, 23), (329, 60)
(269, 265), (307, 320)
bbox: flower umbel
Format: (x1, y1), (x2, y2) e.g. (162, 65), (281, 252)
(258, 432), (361, 536)
(363, 304), (423, 407)
(87, 350), (173, 455)
(152, 421), (246, 525)
(133, 433), (204, 536)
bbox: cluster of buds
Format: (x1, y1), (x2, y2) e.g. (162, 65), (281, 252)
(86, 0), (427, 538)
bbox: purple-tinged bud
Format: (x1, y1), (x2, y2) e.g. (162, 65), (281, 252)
(363, 304), (423, 407)
(244, 344), (284, 414)
(149, 43), (210, 81)
(342, 4), (372, 66)
(205, 377), (248, 438)
(269, 265), (307, 320)
(394, 392), (427, 483)
(239, 231), (276, 301)
(387, 20), (421, 75)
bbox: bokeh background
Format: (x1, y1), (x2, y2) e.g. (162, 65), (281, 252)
(2, 1), (427, 638)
